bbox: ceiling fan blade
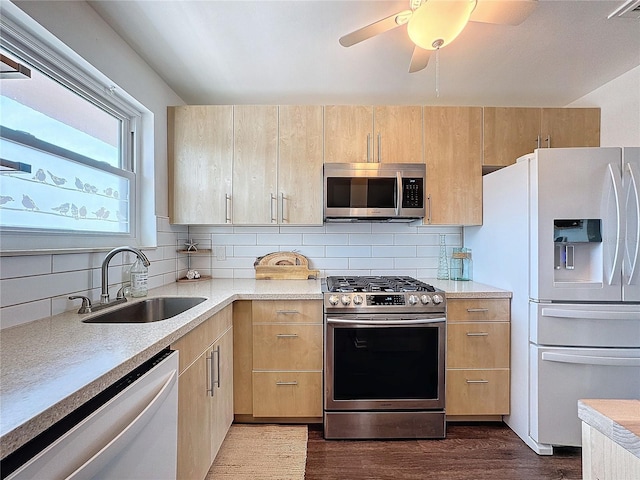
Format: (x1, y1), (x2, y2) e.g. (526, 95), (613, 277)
(470, 0), (538, 26)
(339, 10), (413, 47)
(409, 46), (430, 73)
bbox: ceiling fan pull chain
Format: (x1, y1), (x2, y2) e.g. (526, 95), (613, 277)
(435, 46), (440, 98)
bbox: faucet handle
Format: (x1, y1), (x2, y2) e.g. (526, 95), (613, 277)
(69, 295), (93, 314)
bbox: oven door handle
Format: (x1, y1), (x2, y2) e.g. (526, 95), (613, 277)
(327, 317), (446, 326)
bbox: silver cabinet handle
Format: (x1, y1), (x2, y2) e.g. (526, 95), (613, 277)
(276, 309), (300, 314)
(280, 193), (288, 223)
(466, 379), (489, 384)
(207, 345), (221, 396)
(366, 133), (371, 162)
(377, 132), (381, 162)
(466, 308), (489, 313)
(535, 135), (541, 149)
(427, 194), (432, 224)
(270, 193), (277, 223)
(276, 333), (299, 338)
(466, 332), (489, 337)
(275, 381), (298, 386)
(545, 135), (551, 148)
(225, 194), (232, 223)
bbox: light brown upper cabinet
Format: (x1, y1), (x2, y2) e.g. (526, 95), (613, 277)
(278, 105), (324, 224)
(232, 105), (279, 224)
(324, 105), (423, 163)
(168, 105), (233, 224)
(424, 106), (483, 226)
(483, 107), (601, 168)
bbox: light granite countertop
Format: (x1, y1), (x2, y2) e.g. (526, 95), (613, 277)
(578, 399), (640, 459)
(0, 277), (509, 458)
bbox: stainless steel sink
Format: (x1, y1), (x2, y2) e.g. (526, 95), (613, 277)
(82, 297), (207, 324)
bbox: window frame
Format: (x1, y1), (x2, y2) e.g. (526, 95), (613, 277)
(0, 13), (146, 253)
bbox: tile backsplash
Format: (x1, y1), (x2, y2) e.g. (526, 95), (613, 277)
(1, 220), (461, 329)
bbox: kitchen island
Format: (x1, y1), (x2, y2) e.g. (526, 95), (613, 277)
(579, 399), (640, 480)
(0, 278), (508, 458)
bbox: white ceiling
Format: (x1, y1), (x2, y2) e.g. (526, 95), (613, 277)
(87, 0), (640, 106)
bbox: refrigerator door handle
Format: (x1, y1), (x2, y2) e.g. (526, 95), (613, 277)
(624, 161), (640, 285)
(604, 163), (624, 285)
(541, 307), (640, 321)
(541, 351), (640, 367)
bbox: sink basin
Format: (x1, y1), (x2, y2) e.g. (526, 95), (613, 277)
(82, 297), (207, 324)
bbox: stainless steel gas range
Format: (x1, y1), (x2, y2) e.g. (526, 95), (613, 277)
(323, 276), (446, 440)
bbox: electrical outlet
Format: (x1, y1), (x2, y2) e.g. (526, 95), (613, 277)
(216, 246), (226, 261)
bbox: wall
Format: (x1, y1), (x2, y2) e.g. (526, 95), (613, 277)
(568, 65), (640, 146)
(179, 223), (461, 280)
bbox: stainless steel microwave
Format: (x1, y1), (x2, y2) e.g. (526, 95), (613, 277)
(323, 163), (426, 222)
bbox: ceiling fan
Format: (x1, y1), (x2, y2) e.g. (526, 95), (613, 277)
(339, 0), (538, 73)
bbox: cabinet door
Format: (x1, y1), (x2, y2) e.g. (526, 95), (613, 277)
(168, 105), (233, 224)
(278, 105), (323, 224)
(233, 105), (278, 224)
(540, 108), (601, 148)
(253, 324), (323, 370)
(446, 369), (510, 415)
(176, 350), (212, 480)
(373, 106), (423, 163)
(424, 106), (483, 225)
(483, 107), (541, 168)
(447, 322), (510, 369)
(211, 327), (234, 461)
(324, 105), (373, 163)
(252, 371), (323, 417)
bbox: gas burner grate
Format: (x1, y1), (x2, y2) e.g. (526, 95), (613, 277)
(326, 276), (436, 293)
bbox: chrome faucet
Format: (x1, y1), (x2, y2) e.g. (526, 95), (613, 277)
(101, 246), (150, 304)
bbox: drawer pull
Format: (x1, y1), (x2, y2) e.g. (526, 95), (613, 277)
(275, 381), (298, 386)
(466, 332), (489, 337)
(275, 333), (299, 338)
(466, 379), (489, 384)
(466, 308), (489, 313)
(276, 310), (300, 315)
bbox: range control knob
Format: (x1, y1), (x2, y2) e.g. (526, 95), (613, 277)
(432, 294), (444, 305)
(420, 294), (432, 305)
(328, 295), (339, 306)
(353, 294), (364, 305)
(408, 294), (419, 305)
(341, 295), (352, 306)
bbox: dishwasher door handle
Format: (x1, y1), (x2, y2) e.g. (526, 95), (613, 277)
(66, 369), (177, 480)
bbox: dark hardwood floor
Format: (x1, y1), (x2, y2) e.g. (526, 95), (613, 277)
(305, 423), (582, 480)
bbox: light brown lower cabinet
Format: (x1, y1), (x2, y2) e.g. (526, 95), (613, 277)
(233, 299), (323, 422)
(172, 305), (233, 480)
(446, 297), (511, 419)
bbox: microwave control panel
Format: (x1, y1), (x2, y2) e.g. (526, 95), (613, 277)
(402, 178), (424, 208)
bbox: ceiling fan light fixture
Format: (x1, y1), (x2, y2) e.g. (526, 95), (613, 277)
(407, 0), (477, 50)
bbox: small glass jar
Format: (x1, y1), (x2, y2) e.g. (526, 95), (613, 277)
(450, 248), (473, 281)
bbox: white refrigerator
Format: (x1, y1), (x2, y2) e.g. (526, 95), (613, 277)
(465, 147), (640, 455)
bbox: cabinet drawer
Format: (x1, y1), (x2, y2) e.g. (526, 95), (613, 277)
(252, 300), (322, 324)
(253, 324), (323, 370)
(252, 371), (322, 417)
(447, 322), (510, 369)
(446, 369), (510, 416)
(447, 298), (510, 322)
(172, 305), (233, 373)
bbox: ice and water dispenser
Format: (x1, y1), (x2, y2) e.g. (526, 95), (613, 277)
(553, 219), (602, 283)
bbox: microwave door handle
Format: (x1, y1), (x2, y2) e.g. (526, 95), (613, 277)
(396, 171), (401, 216)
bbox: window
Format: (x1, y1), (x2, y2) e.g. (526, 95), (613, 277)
(0, 16), (144, 251)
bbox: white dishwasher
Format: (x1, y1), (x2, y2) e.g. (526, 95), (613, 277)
(3, 349), (179, 480)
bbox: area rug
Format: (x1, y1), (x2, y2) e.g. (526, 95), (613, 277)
(206, 424), (308, 479)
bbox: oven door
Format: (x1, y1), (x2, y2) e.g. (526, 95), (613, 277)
(324, 315), (446, 411)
